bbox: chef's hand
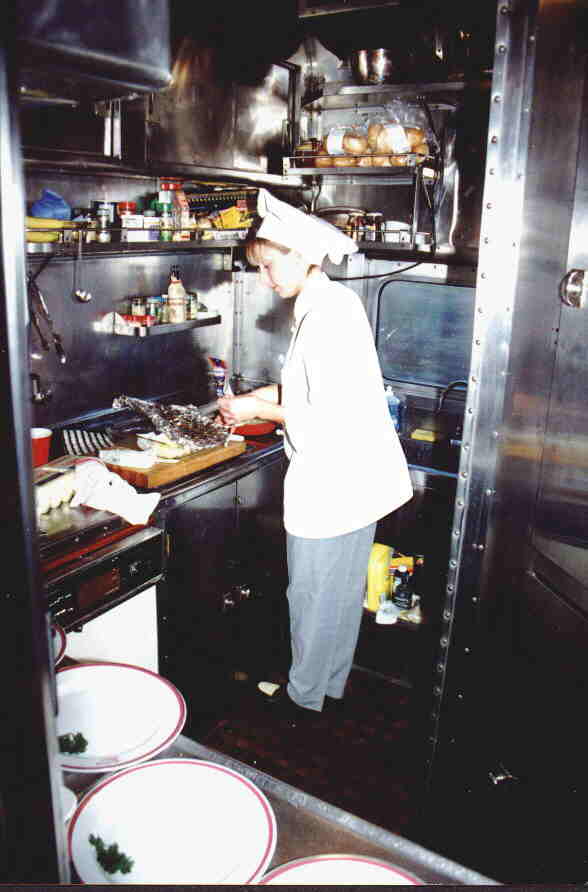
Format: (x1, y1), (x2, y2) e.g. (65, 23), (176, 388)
(217, 394), (260, 425)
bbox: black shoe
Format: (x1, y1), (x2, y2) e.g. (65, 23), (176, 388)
(257, 681), (288, 704)
(257, 681), (311, 725)
(324, 695), (345, 715)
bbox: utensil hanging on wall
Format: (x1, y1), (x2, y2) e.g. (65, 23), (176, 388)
(27, 266), (67, 363)
(73, 235), (92, 302)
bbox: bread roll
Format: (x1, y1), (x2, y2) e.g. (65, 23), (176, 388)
(332, 155), (357, 167)
(405, 127), (425, 149)
(342, 132), (368, 155)
(389, 154), (410, 167)
(315, 154), (334, 168)
(371, 154), (393, 167)
(356, 153), (375, 167)
(367, 122), (384, 150)
(375, 124), (410, 154)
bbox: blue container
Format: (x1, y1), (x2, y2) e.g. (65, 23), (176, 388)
(385, 386), (404, 433)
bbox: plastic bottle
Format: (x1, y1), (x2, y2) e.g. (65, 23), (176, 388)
(167, 266), (187, 323)
(366, 543), (392, 612)
(385, 385), (404, 432)
(392, 565), (413, 610)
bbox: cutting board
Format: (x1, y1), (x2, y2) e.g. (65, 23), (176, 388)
(103, 439), (246, 489)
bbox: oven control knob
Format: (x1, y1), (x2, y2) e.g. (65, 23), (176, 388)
(129, 560), (141, 576)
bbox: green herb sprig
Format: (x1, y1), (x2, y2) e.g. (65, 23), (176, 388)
(58, 732), (88, 754)
(89, 834), (134, 875)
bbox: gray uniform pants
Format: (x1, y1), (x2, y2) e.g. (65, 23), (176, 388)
(286, 521), (377, 711)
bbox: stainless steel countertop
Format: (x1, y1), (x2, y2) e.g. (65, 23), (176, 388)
(63, 733), (497, 885)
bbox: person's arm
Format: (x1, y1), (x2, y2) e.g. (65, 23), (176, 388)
(217, 384), (284, 426)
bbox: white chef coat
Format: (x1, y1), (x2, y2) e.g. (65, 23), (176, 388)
(281, 271), (413, 538)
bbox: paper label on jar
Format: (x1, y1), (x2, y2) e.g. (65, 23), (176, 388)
(386, 124), (411, 153)
(325, 128), (347, 156)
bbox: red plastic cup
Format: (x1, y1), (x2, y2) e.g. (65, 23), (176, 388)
(31, 427), (52, 467)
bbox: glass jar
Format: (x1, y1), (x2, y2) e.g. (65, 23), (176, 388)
(131, 296), (145, 316)
(143, 209), (160, 241)
(97, 206), (111, 243)
(159, 296), (170, 323)
(364, 212), (384, 242)
(160, 208), (173, 242)
(146, 296), (161, 321)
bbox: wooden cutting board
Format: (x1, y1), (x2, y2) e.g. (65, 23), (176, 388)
(104, 439), (246, 489)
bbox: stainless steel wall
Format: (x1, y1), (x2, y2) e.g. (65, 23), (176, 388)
(26, 172), (235, 428)
(147, 38), (295, 176)
(428, 0), (588, 804)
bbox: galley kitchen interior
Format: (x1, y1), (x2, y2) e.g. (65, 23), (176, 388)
(3, 0), (588, 885)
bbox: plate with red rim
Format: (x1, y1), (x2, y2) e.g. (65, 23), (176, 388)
(56, 662), (186, 773)
(51, 623), (67, 666)
(258, 853), (423, 885)
(69, 758), (277, 884)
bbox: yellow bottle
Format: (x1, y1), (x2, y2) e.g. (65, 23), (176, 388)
(366, 543), (392, 612)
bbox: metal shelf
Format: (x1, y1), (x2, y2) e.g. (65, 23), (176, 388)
(23, 149), (303, 188)
(284, 168), (418, 185)
(26, 234), (245, 259)
(110, 315), (221, 338)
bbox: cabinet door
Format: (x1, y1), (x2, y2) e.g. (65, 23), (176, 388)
(236, 455), (288, 594)
(159, 482), (238, 692)
(235, 456), (290, 674)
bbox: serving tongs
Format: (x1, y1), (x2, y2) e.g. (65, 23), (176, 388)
(27, 268), (67, 364)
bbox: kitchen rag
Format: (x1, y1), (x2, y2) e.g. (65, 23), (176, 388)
(70, 459), (160, 526)
(255, 188), (358, 266)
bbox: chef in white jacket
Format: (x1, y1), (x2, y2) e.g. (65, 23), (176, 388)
(218, 188), (412, 717)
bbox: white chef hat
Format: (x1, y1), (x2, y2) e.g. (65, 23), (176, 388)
(255, 188), (358, 266)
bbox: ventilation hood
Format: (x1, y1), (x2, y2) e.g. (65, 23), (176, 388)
(16, 0), (172, 102)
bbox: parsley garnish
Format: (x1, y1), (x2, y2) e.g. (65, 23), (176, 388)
(58, 732), (88, 754)
(89, 834), (134, 875)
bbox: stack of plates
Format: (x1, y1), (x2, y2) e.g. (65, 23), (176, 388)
(52, 624), (66, 666)
(69, 759), (277, 884)
(56, 662), (186, 773)
(258, 853), (423, 885)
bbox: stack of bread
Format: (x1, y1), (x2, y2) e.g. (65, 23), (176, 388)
(297, 121), (429, 168)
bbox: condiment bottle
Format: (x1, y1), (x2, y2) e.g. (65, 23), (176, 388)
(160, 207), (173, 242)
(392, 566), (413, 610)
(131, 296), (145, 316)
(385, 386), (404, 432)
(187, 291), (199, 320)
(160, 295), (170, 323)
(97, 203), (111, 243)
(167, 266), (187, 323)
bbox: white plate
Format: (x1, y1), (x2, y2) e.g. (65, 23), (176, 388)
(56, 662), (186, 773)
(69, 758), (277, 884)
(52, 623), (66, 665)
(258, 853), (423, 885)
(60, 785), (77, 822)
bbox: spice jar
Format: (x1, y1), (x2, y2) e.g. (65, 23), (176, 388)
(97, 204), (111, 243)
(160, 296), (170, 323)
(364, 212), (384, 242)
(131, 296), (145, 316)
(160, 208), (173, 242)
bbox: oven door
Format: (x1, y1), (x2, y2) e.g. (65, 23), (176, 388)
(46, 526), (164, 632)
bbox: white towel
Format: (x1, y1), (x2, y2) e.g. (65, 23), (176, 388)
(70, 459), (160, 526)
